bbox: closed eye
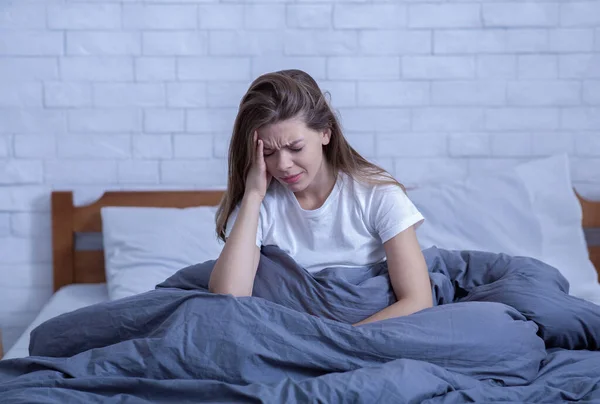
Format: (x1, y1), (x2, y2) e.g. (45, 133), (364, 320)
(264, 147), (303, 158)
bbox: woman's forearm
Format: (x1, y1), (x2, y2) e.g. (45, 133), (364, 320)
(353, 296), (433, 326)
(209, 193), (262, 297)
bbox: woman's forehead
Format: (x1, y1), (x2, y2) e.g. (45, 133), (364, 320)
(259, 119), (309, 147)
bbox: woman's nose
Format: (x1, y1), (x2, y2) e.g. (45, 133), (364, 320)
(276, 152), (293, 171)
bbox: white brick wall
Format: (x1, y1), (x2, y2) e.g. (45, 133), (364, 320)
(1, 0), (599, 353)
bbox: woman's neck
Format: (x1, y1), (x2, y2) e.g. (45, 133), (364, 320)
(294, 162), (337, 210)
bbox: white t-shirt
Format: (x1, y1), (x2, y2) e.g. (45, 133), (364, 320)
(225, 172), (424, 273)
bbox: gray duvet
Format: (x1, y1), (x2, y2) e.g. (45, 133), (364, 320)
(1, 246), (599, 403)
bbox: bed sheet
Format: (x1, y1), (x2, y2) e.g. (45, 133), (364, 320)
(2, 283), (108, 360)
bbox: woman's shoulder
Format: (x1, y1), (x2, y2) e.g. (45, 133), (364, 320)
(341, 171), (403, 199)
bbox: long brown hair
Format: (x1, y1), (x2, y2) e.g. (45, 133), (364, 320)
(215, 69), (404, 242)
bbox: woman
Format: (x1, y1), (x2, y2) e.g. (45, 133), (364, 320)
(210, 69), (432, 326)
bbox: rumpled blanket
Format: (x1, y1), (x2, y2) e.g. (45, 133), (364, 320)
(0, 246), (599, 403)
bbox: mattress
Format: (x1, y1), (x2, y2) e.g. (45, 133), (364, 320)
(3, 283), (109, 360)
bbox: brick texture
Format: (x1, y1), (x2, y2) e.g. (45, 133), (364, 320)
(0, 0), (598, 354)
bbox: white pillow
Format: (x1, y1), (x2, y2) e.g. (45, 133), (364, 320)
(408, 154), (599, 299)
(408, 169), (544, 259)
(515, 155), (599, 299)
(101, 206), (223, 301)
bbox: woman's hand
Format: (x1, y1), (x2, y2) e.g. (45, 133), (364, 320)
(245, 131), (272, 200)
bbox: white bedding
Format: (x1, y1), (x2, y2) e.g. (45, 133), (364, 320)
(3, 283), (108, 360)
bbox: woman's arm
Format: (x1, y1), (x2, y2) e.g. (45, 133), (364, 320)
(209, 132), (269, 297)
(208, 193), (262, 297)
(353, 225), (432, 326)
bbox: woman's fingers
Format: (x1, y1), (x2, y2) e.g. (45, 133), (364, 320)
(258, 139), (264, 164)
(253, 130), (269, 182)
(253, 131), (260, 163)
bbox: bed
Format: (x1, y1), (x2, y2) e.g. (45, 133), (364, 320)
(3, 284), (109, 360)
(4, 190), (223, 360)
(1, 155), (600, 402)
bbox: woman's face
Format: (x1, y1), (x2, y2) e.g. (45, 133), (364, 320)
(258, 117), (330, 193)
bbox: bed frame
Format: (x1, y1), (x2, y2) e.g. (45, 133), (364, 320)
(51, 190), (600, 293)
(51, 190), (224, 292)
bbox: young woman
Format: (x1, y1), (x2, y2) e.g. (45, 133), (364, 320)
(210, 69), (432, 326)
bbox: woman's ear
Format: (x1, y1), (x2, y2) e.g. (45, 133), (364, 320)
(321, 128), (331, 146)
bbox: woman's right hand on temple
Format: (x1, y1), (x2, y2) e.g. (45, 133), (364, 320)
(245, 131), (272, 200)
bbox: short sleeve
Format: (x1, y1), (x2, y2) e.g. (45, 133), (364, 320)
(370, 185), (424, 244)
(225, 203), (263, 248)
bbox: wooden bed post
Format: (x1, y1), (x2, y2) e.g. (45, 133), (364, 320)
(50, 189), (226, 290)
(52, 192), (75, 292)
(577, 192), (600, 283)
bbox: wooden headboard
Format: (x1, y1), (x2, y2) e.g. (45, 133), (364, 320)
(51, 190), (224, 292)
(51, 190), (600, 293)
(579, 193), (600, 282)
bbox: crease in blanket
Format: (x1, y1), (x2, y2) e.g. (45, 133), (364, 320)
(0, 245), (599, 404)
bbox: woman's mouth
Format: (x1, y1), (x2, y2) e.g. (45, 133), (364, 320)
(281, 173), (302, 184)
